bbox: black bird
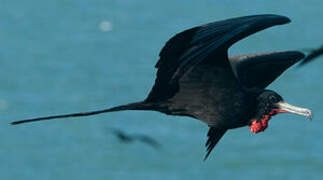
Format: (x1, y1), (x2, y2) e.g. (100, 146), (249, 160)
(11, 14), (312, 160)
(299, 45), (323, 66)
(109, 128), (161, 149)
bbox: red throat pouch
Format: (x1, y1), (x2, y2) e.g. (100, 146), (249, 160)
(249, 109), (286, 133)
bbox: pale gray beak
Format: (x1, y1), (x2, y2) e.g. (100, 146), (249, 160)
(276, 101), (312, 120)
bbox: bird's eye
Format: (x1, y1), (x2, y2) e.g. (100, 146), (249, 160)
(269, 95), (278, 103)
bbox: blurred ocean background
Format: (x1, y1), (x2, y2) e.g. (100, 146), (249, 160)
(1, 0), (323, 179)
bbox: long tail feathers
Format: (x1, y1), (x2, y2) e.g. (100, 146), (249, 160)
(11, 101), (153, 125)
(204, 127), (227, 161)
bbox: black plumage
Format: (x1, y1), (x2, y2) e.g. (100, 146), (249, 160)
(11, 14), (312, 160)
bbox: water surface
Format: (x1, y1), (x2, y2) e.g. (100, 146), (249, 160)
(1, 0), (323, 179)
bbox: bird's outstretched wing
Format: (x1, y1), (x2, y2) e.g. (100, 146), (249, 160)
(230, 51), (304, 91)
(146, 14), (291, 102)
(135, 135), (161, 149)
(204, 127), (227, 160)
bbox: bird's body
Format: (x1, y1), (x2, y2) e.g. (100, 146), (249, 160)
(12, 14), (312, 160)
(154, 61), (255, 129)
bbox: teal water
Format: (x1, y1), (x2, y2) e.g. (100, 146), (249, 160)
(1, 0), (323, 179)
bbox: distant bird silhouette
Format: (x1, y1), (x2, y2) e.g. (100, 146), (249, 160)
(299, 45), (323, 66)
(11, 14), (312, 160)
(109, 128), (161, 149)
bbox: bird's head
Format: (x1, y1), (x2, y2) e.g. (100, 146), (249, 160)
(250, 90), (312, 133)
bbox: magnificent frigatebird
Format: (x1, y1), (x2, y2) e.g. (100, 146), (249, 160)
(299, 44), (323, 66)
(11, 14), (312, 160)
(108, 128), (161, 149)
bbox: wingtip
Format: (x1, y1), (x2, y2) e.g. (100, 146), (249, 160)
(288, 51), (305, 63)
(248, 14), (290, 24)
(203, 152), (211, 161)
(294, 51), (306, 59)
(203, 157), (208, 162)
(10, 119), (30, 125)
(274, 51), (305, 62)
(264, 14), (291, 26)
(10, 121), (18, 125)
(273, 15), (290, 24)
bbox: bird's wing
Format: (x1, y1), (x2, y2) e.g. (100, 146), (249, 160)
(204, 127), (227, 160)
(230, 51), (304, 91)
(110, 128), (134, 142)
(135, 135), (161, 148)
(147, 14), (291, 101)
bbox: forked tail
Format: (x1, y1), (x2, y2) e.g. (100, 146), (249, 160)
(204, 127), (227, 161)
(11, 101), (154, 125)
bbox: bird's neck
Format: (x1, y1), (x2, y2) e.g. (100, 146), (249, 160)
(249, 109), (281, 133)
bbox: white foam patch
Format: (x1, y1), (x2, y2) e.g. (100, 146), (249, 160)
(0, 98), (8, 110)
(99, 21), (113, 32)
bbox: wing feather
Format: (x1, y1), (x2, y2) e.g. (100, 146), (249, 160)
(147, 14), (290, 101)
(204, 127), (227, 160)
(230, 51), (305, 90)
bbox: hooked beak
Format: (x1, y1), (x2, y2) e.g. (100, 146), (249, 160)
(275, 101), (312, 120)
